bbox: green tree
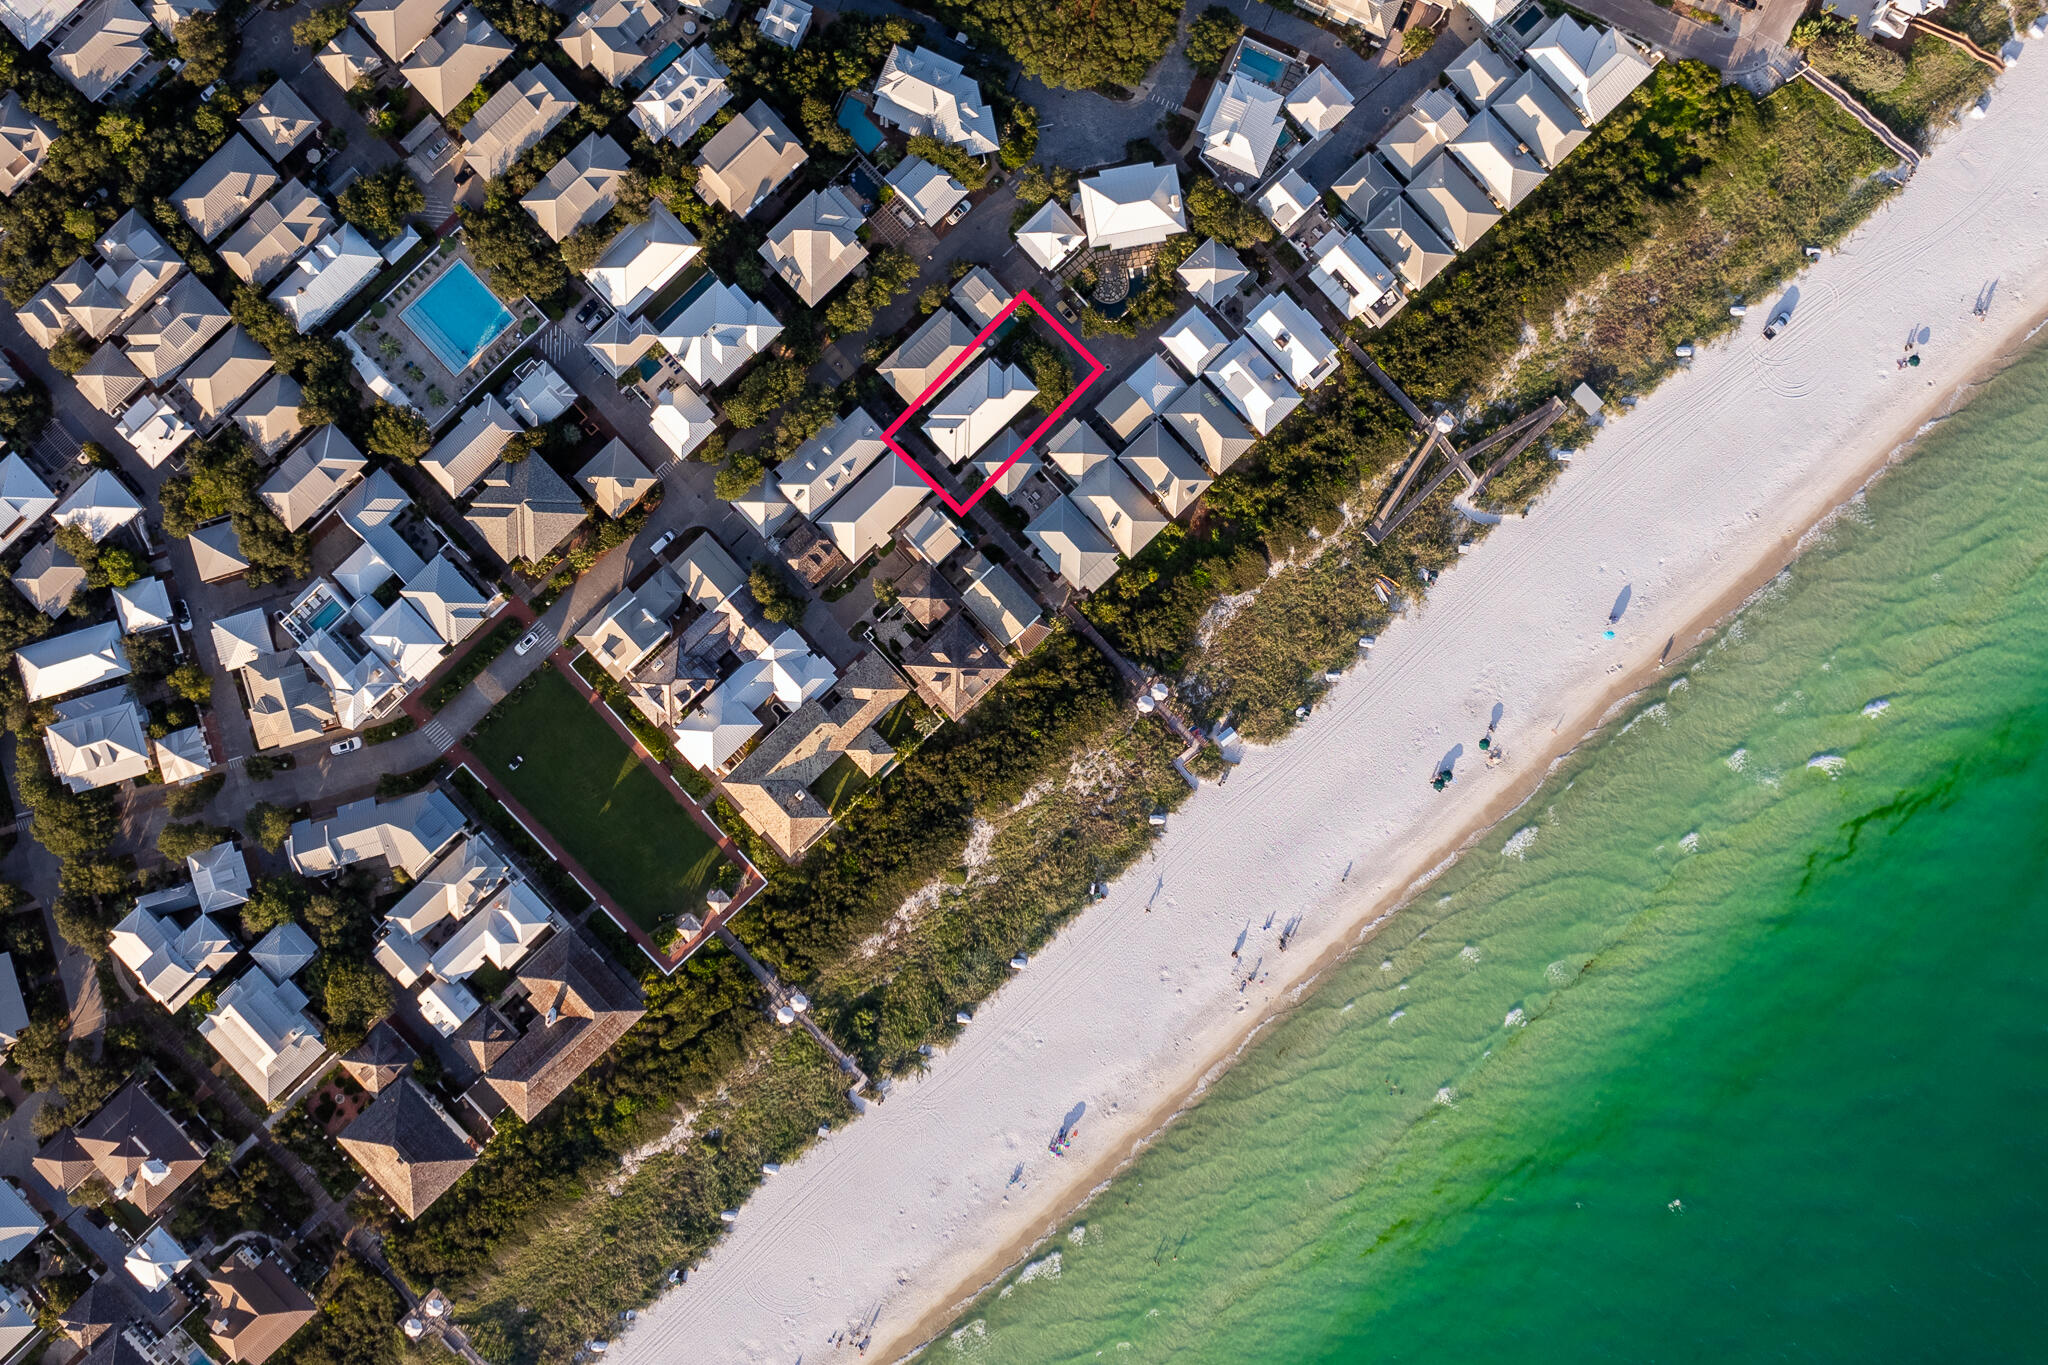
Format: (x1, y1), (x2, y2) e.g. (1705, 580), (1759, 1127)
(336, 166), (425, 240)
(366, 401), (430, 464)
(1791, 13), (1907, 92)
(943, 0), (1179, 90)
(905, 135), (989, 190)
(1185, 175), (1273, 248)
(316, 957), (392, 1051)
(174, 13), (234, 86)
(0, 374), (51, 447)
(240, 877), (304, 937)
(1400, 26), (1437, 63)
(164, 772), (224, 818)
(166, 662), (212, 703)
(1186, 7), (1244, 75)
(713, 452), (766, 502)
(998, 102), (1039, 170)
(748, 562), (805, 625)
(460, 198), (568, 303)
(245, 803), (295, 854)
(156, 821), (230, 863)
(292, 2), (352, 50)
(47, 329), (92, 374)
(560, 222), (612, 275)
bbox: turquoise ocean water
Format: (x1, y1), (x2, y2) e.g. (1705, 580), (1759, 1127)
(942, 336), (2048, 1363)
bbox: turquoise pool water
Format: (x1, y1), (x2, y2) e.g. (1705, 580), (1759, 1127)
(309, 600), (343, 632)
(402, 261), (514, 374)
(628, 41), (682, 91)
(1236, 46), (1286, 87)
(837, 96), (885, 155)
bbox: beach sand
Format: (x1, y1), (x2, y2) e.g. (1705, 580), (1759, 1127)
(613, 55), (2048, 1365)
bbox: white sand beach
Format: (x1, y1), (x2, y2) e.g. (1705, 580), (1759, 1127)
(615, 55), (2048, 1365)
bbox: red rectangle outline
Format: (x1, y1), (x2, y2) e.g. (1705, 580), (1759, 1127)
(879, 288), (1107, 517)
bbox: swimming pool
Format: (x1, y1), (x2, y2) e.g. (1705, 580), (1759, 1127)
(308, 600), (343, 632)
(401, 261), (515, 374)
(1235, 45), (1286, 87)
(837, 96), (885, 155)
(628, 40), (682, 90)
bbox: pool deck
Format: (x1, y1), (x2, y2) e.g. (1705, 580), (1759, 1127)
(349, 240), (544, 428)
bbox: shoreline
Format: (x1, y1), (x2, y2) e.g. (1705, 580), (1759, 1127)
(614, 51), (2048, 1365)
(882, 286), (2048, 1359)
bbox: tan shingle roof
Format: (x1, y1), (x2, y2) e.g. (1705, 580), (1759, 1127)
(174, 136), (280, 244)
(694, 100), (806, 217)
(218, 180), (333, 287)
(179, 326), (273, 420)
(400, 9), (512, 117)
(338, 1078), (476, 1217)
(521, 133), (630, 242)
(237, 81), (320, 160)
(465, 456), (585, 565)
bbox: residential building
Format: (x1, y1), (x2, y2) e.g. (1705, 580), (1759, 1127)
(1076, 163), (1186, 250)
(585, 201), (699, 314)
(200, 968), (325, 1105)
(760, 186), (867, 305)
(287, 791), (466, 877)
(950, 266), (1009, 330)
(44, 689), (150, 791)
(211, 608), (274, 671)
(1450, 109), (1548, 210)
(1309, 229), (1402, 324)
(17, 209), (181, 347)
(179, 326), (273, 423)
(654, 278), (781, 388)
(1016, 199), (1084, 272)
(0, 92), (56, 196)
(316, 27), (385, 90)
(1042, 414), (1114, 478)
(557, 0), (661, 84)
(898, 505), (962, 565)
(259, 425), (367, 530)
(462, 65), (576, 181)
(586, 310), (656, 376)
(421, 395), (519, 496)
(430, 880), (554, 980)
(1294, 0), (1399, 35)
(1257, 167), (1318, 236)
(338, 1078), (478, 1218)
(16, 621), (129, 702)
(189, 841), (251, 914)
(1246, 292), (1339, 390)
(466, 457), (585, 566)
(12, 538), (81, 617)
(244, 654), (336, 748)
(1094, 353), (1184, 442)
(1405, 149), (1501, 251)
(650, 386), (718, 458)
(1524, 14), (1654, 125)
(1493, 69), (1588, 169)
(522, 133), (631, 242)
(353, 0), (458, 63)
(577, 438), (656, 517)
(459, 929), (643, 1120)
(111, 576), (171, 634)
(694, 100), (806, 216)
(109, 898), (237, 1010)
(1198, 72), (1286, 180)
(719, 650), (911, 858)
(817, 453), (928, 564)
(630, 45), (729, 145)
(1366, 195), (1457, 291)
(1205, 337), (1300, 435)
(0, 453), (53, 553)
(503, 357), (575, 426)
(1446, 41), (1518, 109)
(340, 1022), (416, 1094)
(1379, 86), (1468, 181)
(152, 726), (214, 784)
(401, 9), (512, 118)
(173, 136), (278, 244)
(204, 1250), (315, 1364)
(872, 45), (996, 154)
(117, 394), (196, 467)
(33, 1083), (204, 1217)
(1162, 379), (1256, 473)
(238, 81), (321, 160)
(964, 430), (1040, 499)
(878, 308), (974, 403)
(188, 520), (249, 583)
(236, 374), (306, 458)
(53, 471), (140, 541)
(0, 1181), (38, 1261)
(269, 225), (382, 331)
(50, 0), (150, 102)
(120, 275), (229, 384)
(1161, 305), (1228, 377)
(1118, 419), (1211, 517)
(901, 613), (1006, 720)
(1176, 238), (1249, 308)
(758, 0), (809, 46)
(219, 181), (333, 288)
(401, 554), (497, 644)
(575, 566), (682, 677)
(1071, 460), (1167, 559)
(923, 357), (1034, 463)
(1331, 150), (1405, 227)
(727, 471), (795, 538)
(960, 559), (1037, 647)
(70, 346), (147, 415)
(885, 155), (967, 228)
(1285, 66), (1354, 135)
(250, 923), (316, 982)
(777, 407), (884, 518)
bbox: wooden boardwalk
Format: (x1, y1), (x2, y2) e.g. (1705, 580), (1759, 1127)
(1364, 398), (1569, 545)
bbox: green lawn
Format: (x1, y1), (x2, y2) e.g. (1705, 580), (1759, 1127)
(469, 669), (731, 931)
(810, 754), (874, 815)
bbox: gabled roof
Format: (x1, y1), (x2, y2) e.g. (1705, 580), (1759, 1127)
(219, 180), (334, 287)
(1198, 71), (1286, 179)
(205, 1252), (316, 1364)
(760, 185), (867, 305)
(576, 438), (656, 518)
(1257, 167), (1317, 235)
(1094, 353), (1184, 442)
(421, 395), (519, 496)
(1405, 149), (1501, 252)
(884, 154), (966, 227)
(1071, 461), (1167, 559)
(1204, 336), (1299, 436)
(574, 566), (681, 677)
(961, 559), (1037, 647)
(649, 386), (717, 459)
(1445, 41), (1518, 109)
(1245, 292), (1339, 390)
(179, 325), (273, 420)
(1379, 85), (1468, 181)
(287, 791), (465, 876)
(1016, 199), (1084, 272)
(777, 407), (884, 517)
(462, 65), (576, 181)
(50, 0), (149, 102)
(153, 725), (213, 784)
(0, 0), (84, 49)
(1366, 194), (1456, 291)
(466, 457), (585, 566)
(1176, 238), (1248, 307)
(189, 519), (250, 582)
(238, 81), (321, 160)
(1331, 150), (1405, 228)
(173, 135), (279, 243)
(1494, 68), (1588, 170)
(924, 358), (1034, 464)
(522, 133), (630, 242)
(1161, 305), (1229, 377)
(315, 27), (384, 92)
(964, 429), (1040, 499)
(556, 0), (660, 84)
(630, 44), (729, 145)
(199, 968), (325, 1104)
(818, 452), (929, 563)
(1026, 495), (1119, 591)
(1076, 163), (1186, 250)
(401, 8), (512, 117)
(0, 1180), (39, 1263)
(244, 653), (335, 748)
(653, 278), (781, 388)
(1042, 415), (1114, 478)
(585, 201), (699, 315)
(270, 224), (383, 330)
(897, 506), (962, 567)
(211, 607), (273, 670)
(585, 310), (656, 375)
(353, 0), (458, 62)
(879, 308), (975, 404)
(259, 424), (366, 529)
(116, 393), (196, 468)
(1118, 419), (1210, 518)
(0, 453), (52, 552)
(120, 274), (229, 382)
(1450, 108), (1548, 211)
(54, 469), (143, 542)
(695, 100), (806, 216)
(1525, 13), (1654, 125)
(401, 553), (495, 644)
(0, 91), (56, 196)
(1285, 65), (1354, 134)
(12, 537), (82, 616)
(872, 44), (997, 155)
(1309, 230), (1399, 321)
(1162, 379), (1256, 474)
(339, 1077), (476, 1217)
